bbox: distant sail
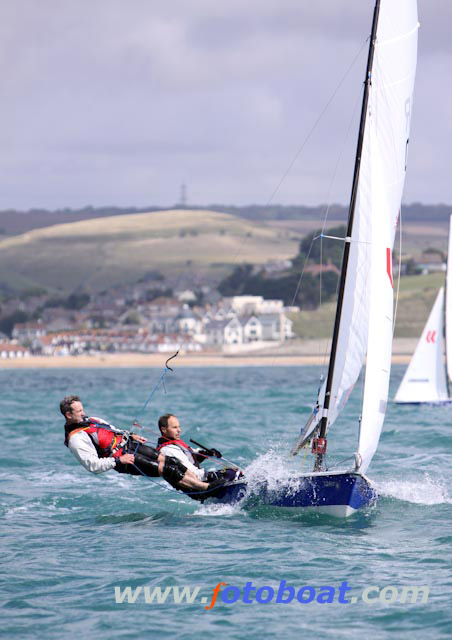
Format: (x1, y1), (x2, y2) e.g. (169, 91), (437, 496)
(394, 288), (449, 404)
(446, 215), (452, 385)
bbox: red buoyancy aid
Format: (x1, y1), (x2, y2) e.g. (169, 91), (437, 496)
(156, 438), (191, 452)
(156, 438), (198, 466)
(66, 420), (125, 458)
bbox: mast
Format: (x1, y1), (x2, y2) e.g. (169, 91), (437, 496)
(314, 0), (381, 471)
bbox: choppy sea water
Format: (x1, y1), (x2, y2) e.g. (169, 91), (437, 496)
(1, 365), (451, 639)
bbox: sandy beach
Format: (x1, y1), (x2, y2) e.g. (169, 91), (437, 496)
(1, 338), (416, 368)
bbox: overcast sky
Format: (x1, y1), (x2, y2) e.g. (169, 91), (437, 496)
(1, 0), (450, 210)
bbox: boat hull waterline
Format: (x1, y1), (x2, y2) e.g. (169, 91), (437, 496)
(203, 471), (377, 518)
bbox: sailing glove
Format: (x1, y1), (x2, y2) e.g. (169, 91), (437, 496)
(200, 448), (222, 459)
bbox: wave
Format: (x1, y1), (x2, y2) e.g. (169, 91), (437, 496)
(376, 473), (451, 505)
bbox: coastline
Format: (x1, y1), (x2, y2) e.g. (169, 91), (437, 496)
(0, 338), (415, 368)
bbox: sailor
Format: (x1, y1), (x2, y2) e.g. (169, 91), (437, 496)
(61, 395), (218, 494)
(157, 413), (239, 483)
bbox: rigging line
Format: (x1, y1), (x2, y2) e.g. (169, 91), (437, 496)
(318, 234), (324, 366)
(165, 350), (179, 371)
(288, 237), (316, 308)
(310, 87), (366, 369)
(320, 85), (365, 236)
(266, 235), (316, 371)
(228, 36), (369, 268)
(132, 351), (179, 428)
(315, 92), (362, 364)
(320, 234), (345, 242)
(319, 232), (322, 328)
(328, 454), (356, 469)
(221, 37), (369, 373)
(265, 37), (370, 208)
(321, 234), (371, 244)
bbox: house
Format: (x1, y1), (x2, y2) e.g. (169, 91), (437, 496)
(146, 297), (180, 316)
(12, 322), (46, 341)
(257, 314), (294, 341)
(416, 251), (446, 275)
(257, 299), (284, 314)
(205, 318), (243, 346)
(0, 342), (30, 358)
(304, 259), (340, 277)
(176, 306), (200, 334)
(243, 313), (294, 342)
(225, 296), (264, 315)
(175, 289), (197, 303)
(148, 315), (177, 335)
(243, 315), (263, 342)
(263, 259), (293, 274)
(224, 295), (285, 316)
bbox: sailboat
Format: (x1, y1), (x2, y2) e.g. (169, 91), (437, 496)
(394, 216), (452, 404)
(204, 0), (419, 516)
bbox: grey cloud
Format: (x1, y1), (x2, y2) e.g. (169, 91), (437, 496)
(0, 0), (450, 209)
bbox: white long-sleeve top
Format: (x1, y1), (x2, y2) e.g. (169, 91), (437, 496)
(67, 419), (124, 474)
(161, 444), (206, 480)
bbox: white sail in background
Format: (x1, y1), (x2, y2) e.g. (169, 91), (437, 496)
(446, 215), (452, 385)
(394, 288), (448, 404)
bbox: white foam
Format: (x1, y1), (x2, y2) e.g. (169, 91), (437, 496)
(376, 473), (452, 505)
(4, 504), (31, 518)
(243, 449), (308, 496)
(195, 502), (242, 517)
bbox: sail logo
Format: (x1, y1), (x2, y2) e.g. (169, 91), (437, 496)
(426, 330), (437, 343)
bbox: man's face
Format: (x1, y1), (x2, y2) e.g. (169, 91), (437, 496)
(66, 400), (85, 424)
(161, 416), (181, 440)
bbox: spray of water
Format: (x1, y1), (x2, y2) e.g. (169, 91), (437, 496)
(376, 473), (451, 505)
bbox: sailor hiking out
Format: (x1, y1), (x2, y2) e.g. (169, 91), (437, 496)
(61, 395), (228, 496)
(157, 413), (241, 484)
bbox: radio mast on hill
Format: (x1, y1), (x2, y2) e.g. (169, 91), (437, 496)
(179, 183), (187, 208)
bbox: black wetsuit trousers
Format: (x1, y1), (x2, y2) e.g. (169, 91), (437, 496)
(114, 442), (186, 485)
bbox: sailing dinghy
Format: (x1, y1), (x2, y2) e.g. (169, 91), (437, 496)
(394, 215), (452, 404)
(205, 0), (418, 516)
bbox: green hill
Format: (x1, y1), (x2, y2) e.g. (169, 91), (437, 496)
(0, 209), (299, 293)
(290, 272), (444, 339)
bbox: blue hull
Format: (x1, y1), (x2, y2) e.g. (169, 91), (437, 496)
(202, 472), (377, 517)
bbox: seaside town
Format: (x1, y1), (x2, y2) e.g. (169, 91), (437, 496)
(0, 245), (445, 361)
(0, 283), (298, 359)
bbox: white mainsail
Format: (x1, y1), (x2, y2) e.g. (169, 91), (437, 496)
(294, 1), (418, 471)
(394, 288), (448, 404)
(446, 215), (452, 385)
(357, 0), (419, 472)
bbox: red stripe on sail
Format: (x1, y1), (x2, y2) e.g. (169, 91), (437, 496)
(386, 248), (393, 287)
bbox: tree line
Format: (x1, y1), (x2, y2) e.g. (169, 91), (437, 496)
(218, 225), (346, 309)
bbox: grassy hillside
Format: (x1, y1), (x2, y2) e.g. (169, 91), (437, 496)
(393, 272), (444, 337)
(290, 272), (444, 340)
(0, 209), (299, 293)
